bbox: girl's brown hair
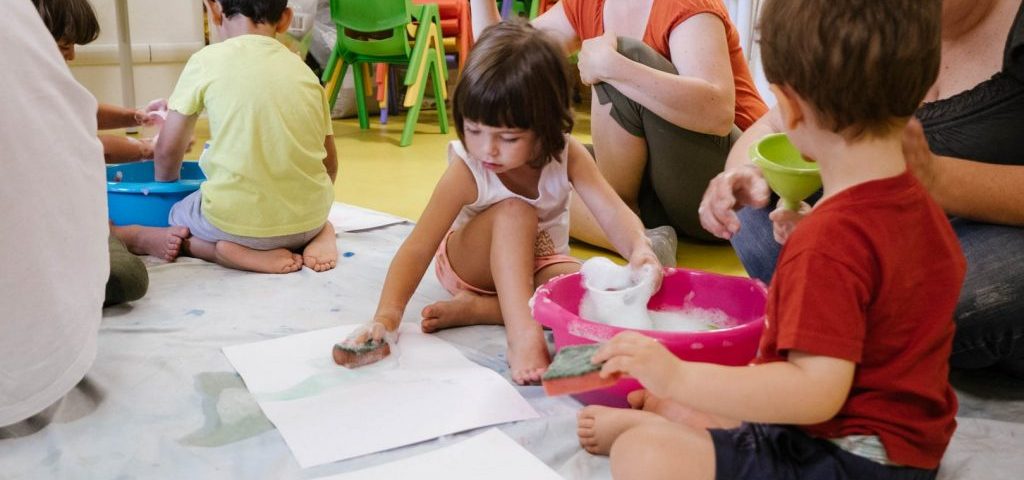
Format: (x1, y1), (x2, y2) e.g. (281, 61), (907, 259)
(453, 19), (574, 168)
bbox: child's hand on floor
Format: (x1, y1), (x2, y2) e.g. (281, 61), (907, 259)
(592, 331), (684, 399)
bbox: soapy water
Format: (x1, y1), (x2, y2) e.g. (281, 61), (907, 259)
(649, 307), (731, 332)
(578, 257), (732, 332)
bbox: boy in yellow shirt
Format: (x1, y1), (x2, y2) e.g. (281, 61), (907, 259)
(155, 0), (338, 273)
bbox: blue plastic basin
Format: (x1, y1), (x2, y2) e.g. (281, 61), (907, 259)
(107, 161), (206, 227)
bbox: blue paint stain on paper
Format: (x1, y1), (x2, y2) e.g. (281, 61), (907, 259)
(342, 251), (355, 258)
(186, 309), (205, 317)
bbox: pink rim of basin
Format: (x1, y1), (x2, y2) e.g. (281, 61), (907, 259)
(532, 267), (768, 407)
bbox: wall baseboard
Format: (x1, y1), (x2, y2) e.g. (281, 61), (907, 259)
(69, 42), (204, 66)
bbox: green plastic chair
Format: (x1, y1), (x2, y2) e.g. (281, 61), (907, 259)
(321, 0), (449, 147)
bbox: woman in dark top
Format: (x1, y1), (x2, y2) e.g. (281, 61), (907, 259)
(699, 0), (1024, 375)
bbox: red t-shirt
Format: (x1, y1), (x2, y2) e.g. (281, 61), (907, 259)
(561, 0), (767, 129)
(756, 170), (965, 469)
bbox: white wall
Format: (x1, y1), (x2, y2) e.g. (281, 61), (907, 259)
(69, 0), (205, 107)
(725, 0), (774, 106)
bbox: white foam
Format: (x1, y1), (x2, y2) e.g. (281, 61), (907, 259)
(578, 257), (655, 330)
(648, 307), (731, 332)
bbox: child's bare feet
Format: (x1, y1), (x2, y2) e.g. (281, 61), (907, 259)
(113, 225), (189, 261)
(577, 405), (662, 455)
(421, 291), (503, 332)
(506, 328), (550, 385)
(627, 389), (740, 430)
(302, 224), (338, 272)
(215, 242), (303, 274)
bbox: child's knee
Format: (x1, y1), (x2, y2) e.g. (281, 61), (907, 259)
(493, 198), (537, 222)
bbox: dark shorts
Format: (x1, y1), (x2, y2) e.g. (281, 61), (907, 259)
(709, 423), (937, 480)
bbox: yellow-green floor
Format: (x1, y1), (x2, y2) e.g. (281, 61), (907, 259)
(190, 107), (745, 276)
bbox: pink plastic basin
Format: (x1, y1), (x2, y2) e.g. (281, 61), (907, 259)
(532, 268), (767, 407)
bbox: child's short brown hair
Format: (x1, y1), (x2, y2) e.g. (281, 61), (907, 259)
(33, 0), (100, 45)
(453, 19), (574, 168)
(759, 0), (941, 138)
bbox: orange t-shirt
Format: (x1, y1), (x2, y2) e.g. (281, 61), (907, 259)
(562, 0), (767, 129)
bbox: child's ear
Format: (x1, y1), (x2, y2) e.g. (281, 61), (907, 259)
(205, 0), (224, 26)
(275, 8), (294, 34)
(770, 84), (805, 131)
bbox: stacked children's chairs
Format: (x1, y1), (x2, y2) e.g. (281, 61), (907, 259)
(415, 0), (471, 76)
(321, 0), (449, 147)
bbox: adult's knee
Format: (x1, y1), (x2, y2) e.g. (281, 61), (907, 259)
(615, 37), (676, 74)
(105, 250), (148, 306)
(730, 206), (781, 284)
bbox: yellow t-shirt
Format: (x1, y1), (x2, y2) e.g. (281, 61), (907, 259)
(168, 34), (334, 238)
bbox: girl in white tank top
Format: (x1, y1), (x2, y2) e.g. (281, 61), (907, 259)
(340, 20), (663, 385)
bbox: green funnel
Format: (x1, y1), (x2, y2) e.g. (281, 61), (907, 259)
(749, 133), (821, 211)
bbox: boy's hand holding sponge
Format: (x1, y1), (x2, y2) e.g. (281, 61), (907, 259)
(542, 343), (620, 396)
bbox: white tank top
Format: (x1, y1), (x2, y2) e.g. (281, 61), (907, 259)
(449, 140), (572, 256)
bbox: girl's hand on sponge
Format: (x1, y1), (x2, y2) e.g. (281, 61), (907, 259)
(593, 331), (684, 399)
(343, 320), (398, 347)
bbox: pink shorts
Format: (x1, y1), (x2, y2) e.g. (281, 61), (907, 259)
(434, 231), (579, 295)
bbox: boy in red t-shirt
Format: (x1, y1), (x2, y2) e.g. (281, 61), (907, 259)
(573, 1), (966, 479)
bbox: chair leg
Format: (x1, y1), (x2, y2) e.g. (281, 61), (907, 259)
(400, 52), (440, 147)
(325, 59), (350, 113)
(351, 61), (370, 130)
(432, 56), (449, 134)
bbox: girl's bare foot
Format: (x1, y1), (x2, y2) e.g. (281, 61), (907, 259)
(627, 389), (740, 429)
(506, 328), (550, 385)
(577, 406), (663, 455)
(420, 291), (502, 333)
(114, 225), (190, 261)
(302, 224), (338, 272)
(214, 242), (303, 274)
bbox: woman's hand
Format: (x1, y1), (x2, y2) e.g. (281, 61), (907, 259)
(901, 118), (940, 191)
(593, 331), (684, 398)
(768, 200), (810, 244)
(699, 164), (772, 240)
(577, 31), (620, 85)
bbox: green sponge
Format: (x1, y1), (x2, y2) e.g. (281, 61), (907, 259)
(542, 344), (604, 380)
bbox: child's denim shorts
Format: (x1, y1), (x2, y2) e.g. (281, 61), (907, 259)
(709, 423), (937, 480)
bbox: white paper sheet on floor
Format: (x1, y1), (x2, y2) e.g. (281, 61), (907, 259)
(315, 428), (563, 479)
(223, 324), (538, 468)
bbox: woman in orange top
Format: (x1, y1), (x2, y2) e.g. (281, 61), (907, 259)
(471, 0), (767, 250)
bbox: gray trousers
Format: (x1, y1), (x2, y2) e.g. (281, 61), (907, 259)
(594, 37), (740, 242)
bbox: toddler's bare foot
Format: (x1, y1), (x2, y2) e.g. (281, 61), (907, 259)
(421, 291), (502, 333)
(577, 405), (661, 456)
(506, 329), (550, 385)
(627, 389), (740, 429)
(215, 242), (303, 274)
(302, 223), (338, 272)
(114, 225), (189, 261)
